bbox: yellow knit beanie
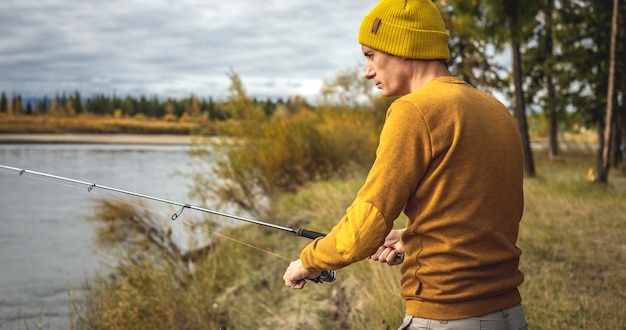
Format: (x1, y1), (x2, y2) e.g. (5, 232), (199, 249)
(358, 0), (450, 60)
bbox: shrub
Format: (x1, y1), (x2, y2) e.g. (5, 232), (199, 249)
(194, 108), (381, 212)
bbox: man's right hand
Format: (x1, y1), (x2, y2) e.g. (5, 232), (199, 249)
(370, 228), (405, 265)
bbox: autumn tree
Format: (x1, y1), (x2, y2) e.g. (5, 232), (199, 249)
(48, 97), (59, 116)
(63, 96), (75, 116)
(221, 69), (264, 121)
(11, 95), (23, 115)
(319, 64), (379, 110)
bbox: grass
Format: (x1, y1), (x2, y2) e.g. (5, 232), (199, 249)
(518, 150), (626, 329)
(0, 113), (200, 134)
(264, 149), (626, 329)
(70, 145), (626, 329)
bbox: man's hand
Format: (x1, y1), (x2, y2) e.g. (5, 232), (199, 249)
(370, 228), (405, 266)
(283, 259), (322, 289)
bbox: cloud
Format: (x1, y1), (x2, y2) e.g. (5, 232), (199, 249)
(0, 0), (378, 101)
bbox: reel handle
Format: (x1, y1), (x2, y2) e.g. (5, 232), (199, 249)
(295, 228), (334, 284)
(310, 270), (336, 283)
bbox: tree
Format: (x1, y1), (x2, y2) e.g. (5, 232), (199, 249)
(319, 64), (379, 110)
(439, 0), (508, 92)
(222, 69), (264, 121)
(188, 94), (201, 117)
(556, 0), (615, 180)
(48, 97), (59, 116)
(0, 92), (7, 114)
(64, 96), (76, 116)
(523, 0), (563, 160)
(73, 91), (83, 114)
(504, 0), (537, 176)
(38, 96), (49, 115)
(599, 0), (621, 182)
(439, 1), (536, 176)
(11, 95), (23, 115)
(25, 101), (33, 115)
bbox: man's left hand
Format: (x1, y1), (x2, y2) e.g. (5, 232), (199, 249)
(283, 259), (322, 289)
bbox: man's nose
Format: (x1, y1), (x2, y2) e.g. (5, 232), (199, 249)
(364, 63), (375, 80)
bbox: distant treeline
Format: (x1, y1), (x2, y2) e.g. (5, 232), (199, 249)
(0, 90), (311, 121)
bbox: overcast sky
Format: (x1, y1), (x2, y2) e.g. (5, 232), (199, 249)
(1, 0), (380, 101)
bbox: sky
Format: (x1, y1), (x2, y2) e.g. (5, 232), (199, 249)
(1, 0), (380, 102)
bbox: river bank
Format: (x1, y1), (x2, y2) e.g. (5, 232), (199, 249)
(0, 133), (195, 145)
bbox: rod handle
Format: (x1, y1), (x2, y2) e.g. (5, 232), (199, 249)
(296, 228), (326, 240)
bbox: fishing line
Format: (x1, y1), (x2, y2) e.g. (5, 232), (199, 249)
(0, 165), (326, 239)
(0, 165), (175, 222)
(0, 165), (337, 283)
(2, 164), (403, 281)
(182, 221), (291, 262)
(0, 164), (336, 282)
(0, 165), (294, 262)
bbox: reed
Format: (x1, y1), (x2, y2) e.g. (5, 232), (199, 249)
(192, 108), (380, 213)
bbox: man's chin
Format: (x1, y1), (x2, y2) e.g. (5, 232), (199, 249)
(381, 90), (402, 97)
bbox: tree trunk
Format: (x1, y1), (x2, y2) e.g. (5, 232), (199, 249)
(596, 122), (606, 182)
(619, 0), (625, 173)
(546, 75), (558, 160)
(503, 0), (535, 177)
(598, 0), (619, 183)
(511, 41), (536, 177)
(618, 114), (626, 173)
(545, 0), (559, 160)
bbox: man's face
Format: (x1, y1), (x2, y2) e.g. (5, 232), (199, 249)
(361, 45), (412, 97)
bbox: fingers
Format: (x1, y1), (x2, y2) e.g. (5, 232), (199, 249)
(370, 246), (403, 265)
(370, 246), (386, 260)
(284, 278), (307, 289)
(371, 246), (394, 261)
(283, 259), (319, 289)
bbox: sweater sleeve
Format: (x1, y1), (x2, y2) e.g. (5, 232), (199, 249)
(300, 100), (432, 270)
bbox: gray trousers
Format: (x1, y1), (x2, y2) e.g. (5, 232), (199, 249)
(398, 304), (528, 330)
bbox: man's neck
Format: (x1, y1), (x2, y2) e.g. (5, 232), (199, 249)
(408, 59), (452, 92)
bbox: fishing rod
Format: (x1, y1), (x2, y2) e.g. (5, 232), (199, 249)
(0, 164), (336, 283)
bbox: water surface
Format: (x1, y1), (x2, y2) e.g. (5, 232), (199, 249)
(0, 144), (200, 329)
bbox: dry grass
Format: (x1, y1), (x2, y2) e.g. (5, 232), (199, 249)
(71, 146), (626, 329)
(518, 150), (626, 329)
(262, 148), (626, 329)
(0, 113), (200, 134)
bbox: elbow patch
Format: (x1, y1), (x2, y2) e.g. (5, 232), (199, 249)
(336, 202), (388, 261)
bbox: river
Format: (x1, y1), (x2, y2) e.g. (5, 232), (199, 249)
(0, 143), (209, 329)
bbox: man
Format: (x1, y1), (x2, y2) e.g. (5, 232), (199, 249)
(283, 0), (528, 329)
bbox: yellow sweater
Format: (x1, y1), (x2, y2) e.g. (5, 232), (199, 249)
(300, 76), (525, 320)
